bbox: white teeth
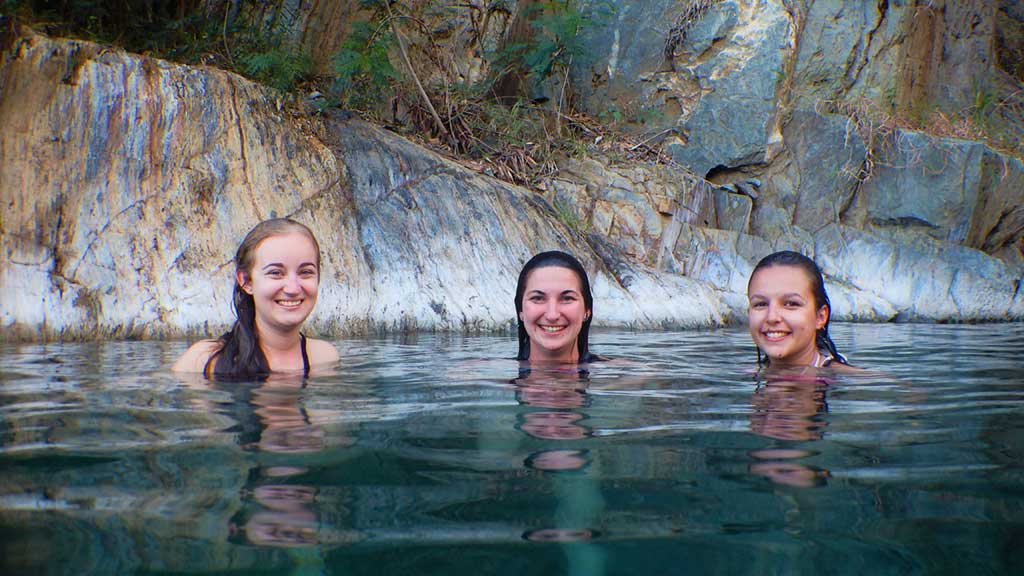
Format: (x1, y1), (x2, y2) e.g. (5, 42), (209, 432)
(278, 300), (302, 306)
(764, 331), (788, 338)
(541, 326), (565, 332)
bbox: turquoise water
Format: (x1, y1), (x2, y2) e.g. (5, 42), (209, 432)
(1, 324), (1023, 575)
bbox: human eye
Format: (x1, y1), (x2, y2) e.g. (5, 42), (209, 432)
(749, 300), (767, 309)
(299, 266), (318, 278)
(785, 299), (804, 308)
(560, 293), (579, 302)
(265, 268), (284, 278)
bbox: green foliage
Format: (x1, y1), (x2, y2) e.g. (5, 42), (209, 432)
(494, 0), (612, 84)
(242, 46), (312, 92)
(554, 200), (589, 234)
(972, 85), (995, 128)
(330, 20), (398, 109)
(17, 1), (220, 53)
(487, 99), (538, 146)
(2, 0), (29, 18)
(523, 2), (585, 78)
(597, 104), (623, 126)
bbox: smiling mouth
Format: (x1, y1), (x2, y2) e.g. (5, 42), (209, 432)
(277, 299), (303, 307)
(540, 325), (566, 333)
(762, 331), (789, 340)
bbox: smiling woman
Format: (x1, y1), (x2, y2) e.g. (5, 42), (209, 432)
(746, 251), (851, 370)
(513, 251), (601, 365)
(172, 218), (340, 378)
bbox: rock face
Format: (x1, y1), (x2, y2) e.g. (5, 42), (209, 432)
(3, 0), (1024, 341)
(0, 31), (725, 340)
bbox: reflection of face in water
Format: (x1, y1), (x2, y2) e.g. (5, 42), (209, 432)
(523, 528), (597, 542)
(748, 377), (828, 442)
(249, 378), (327, 454)
(243, 509), (319, 547)
(518, 411), (591, 440)
(748, 460), (830, 488)
(513, 369), (590, 409)
(525, 449), (590, 471)
(234, 483), (320, 548)
(513, 369), (592, 439)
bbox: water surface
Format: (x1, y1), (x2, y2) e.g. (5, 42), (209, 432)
(2, 324), (1023, 575)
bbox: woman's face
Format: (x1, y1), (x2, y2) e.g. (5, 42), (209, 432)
(747, 264), (828, 367)
(238, 232), (320, 335)
(519, 266), (590, 363)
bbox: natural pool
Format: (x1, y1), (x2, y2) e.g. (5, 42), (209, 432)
(1, 323), (1023, 575)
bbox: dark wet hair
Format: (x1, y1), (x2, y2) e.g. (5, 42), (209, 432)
(748, 250), (848, 367)
(206, 218), (321, 379)
(514, 251), (594, 362)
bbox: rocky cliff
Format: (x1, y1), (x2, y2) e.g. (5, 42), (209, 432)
(2, 0), (1023, 341)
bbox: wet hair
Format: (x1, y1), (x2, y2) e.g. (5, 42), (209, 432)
(748, 250), (848, 367)
(514, 251), (594, 362)
(206, 218), (321, 379)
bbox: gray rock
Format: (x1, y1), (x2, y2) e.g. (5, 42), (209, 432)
(965, 151), (1024, 259)
(671, 224), (767, 295)
(574, 0), (680, 120)
(791, 0), (898, 108)
(814, 224), (1023, 321)
(0, 32), (728, 339)
(749, 201), (793, 240)
(861, 131), (987, 244)
(713, 190), (752, 233)
(782, 109), (866, 232)
(735, 180), (759, 199)
(666, 1), (791, 176)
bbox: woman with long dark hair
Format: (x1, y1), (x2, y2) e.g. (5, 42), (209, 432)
(746, 250), (853, 370)
(514, 251), (601, 364)
(173, 218), (339, 378)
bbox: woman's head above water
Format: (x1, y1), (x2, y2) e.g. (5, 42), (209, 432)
(514, 251), (594, 364)
(746, 251), (847, 369)
(172, 218), (339, 377)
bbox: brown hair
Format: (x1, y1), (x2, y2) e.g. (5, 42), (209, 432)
(206, 218), (321, 378)
(748, 251), (848, 367)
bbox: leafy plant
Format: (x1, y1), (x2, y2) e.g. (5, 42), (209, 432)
(330, 20), (398, 109)
(242, 46), (312, 92)
(491, 1), (611, 87)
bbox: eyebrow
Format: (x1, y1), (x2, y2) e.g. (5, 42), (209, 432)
(527, 289), (580, 296)
(261, 261), (317, 270)
(748, 292), (806, 300)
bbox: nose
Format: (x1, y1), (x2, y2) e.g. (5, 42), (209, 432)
(544, 299), (560, 320)
(283, 273), (301, 294)
(766, 302), (781, 322)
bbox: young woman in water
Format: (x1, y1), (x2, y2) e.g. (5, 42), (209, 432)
(746, 250), (853, 371)
(173, 218), (339, 377)
(514, 250), (601, 365)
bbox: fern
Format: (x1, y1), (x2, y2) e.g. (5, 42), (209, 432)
(520, 1), (614, 82)
(330, 20), (398, 109)
(242, 47), (312, 92)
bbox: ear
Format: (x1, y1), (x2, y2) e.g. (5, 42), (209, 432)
(816, 304), (829, 330)
(236, 270), (253, 295)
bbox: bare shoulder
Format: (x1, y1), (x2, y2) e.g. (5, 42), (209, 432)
(831, 362), (865, 374)
(171, 339), (223, 372)
(306, 338), (340, 366)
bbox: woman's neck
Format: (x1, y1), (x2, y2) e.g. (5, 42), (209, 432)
(529, 344), (580, 365)
(256, 322), (304, 371)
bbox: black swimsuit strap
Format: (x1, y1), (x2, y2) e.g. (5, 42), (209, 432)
(300, 333), (310, 376)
